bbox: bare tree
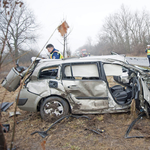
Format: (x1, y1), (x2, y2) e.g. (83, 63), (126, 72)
(0, 1), (24, 149)
(97, 5), (150, 55)
(0, 0), (22, 68)
(0, 0), (39, 65)
(98, 5), (132, 53)
(0, 1), (38, 149)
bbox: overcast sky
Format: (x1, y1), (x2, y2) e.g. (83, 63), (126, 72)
(25, 0), (149, 54)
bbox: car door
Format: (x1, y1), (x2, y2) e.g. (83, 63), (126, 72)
(62, 62), (109, 111)
(27, 65), (65, 97)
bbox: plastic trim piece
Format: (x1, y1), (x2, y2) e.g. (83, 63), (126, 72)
(17, 98), (28, 106)
(0, 102), (14, 112)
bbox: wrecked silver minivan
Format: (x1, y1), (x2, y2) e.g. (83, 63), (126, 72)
(2, 55), (150, 121)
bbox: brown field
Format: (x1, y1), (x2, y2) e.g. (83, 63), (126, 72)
(1, 63), (150, 150)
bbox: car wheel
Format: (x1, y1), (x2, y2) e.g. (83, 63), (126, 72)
(40, 96), (69, 122)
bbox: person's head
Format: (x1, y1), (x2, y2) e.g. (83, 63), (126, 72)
(147, 45), (150, 49)
(46, 44), (54, 53)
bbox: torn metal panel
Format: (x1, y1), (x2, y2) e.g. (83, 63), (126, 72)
(73, 99), (109, 110)
(49, 80), (67, 98)
(63, 80), (109, 111)
(141, 78), (150, 105)
(71, 104), (130, 114)
(27, 80), (50, 95)
(63, 80), (107, 97)
(107, 91), (118, 107)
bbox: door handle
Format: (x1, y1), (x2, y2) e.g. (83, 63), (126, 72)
(68, 85), (77, 89)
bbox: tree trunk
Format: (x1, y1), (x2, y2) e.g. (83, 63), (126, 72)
(15, 40), (18, 62)
(0, 123), (7, 150)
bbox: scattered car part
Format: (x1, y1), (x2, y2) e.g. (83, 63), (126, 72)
(1, 67), (22, 92)
(17, 118), (29, 124)
(31, 114), (90, 138)
(2, 124), (10, 133)
(31, 115), (71, 138)
(85, 128), (104, 135)
(1, 58), (37, 92)
(71, 115), (91, 120)
(17, 113), (33, 124)
(9, 111), (21, 117)
(125, 113), (145, 138)
(97, 129), (105, 133)
(0, 102), (14, 112)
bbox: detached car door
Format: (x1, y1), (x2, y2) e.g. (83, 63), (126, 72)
(62, 62), (109, 112)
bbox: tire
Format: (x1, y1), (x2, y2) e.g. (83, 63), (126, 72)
(40, 96), (69, 122)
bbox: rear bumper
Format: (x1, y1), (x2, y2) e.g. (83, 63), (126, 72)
(17, 88), (41, 112)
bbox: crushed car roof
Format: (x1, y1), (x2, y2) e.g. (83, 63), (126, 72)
(31, 55), (150, 76)
(35, 55), (127, 65)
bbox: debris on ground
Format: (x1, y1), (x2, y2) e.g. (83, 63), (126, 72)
(85, 128), (104, 135)
(31, 115), (90, 138)
(2, 124), (10, 133)
(0, 102), (14, 112)
(9, 111), (21, 117)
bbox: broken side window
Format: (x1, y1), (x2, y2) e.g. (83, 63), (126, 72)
(63, 63), (99, 80)
(103, 64), (126, 86)
(39, 66), (59, 79)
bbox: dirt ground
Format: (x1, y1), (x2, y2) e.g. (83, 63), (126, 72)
(1, 76), (150, 150)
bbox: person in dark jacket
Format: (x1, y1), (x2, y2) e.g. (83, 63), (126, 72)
(46, 44), (63, 59)
(145, 45), (150, 67)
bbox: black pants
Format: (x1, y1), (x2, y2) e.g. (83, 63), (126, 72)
(147, 56), (150, 66)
